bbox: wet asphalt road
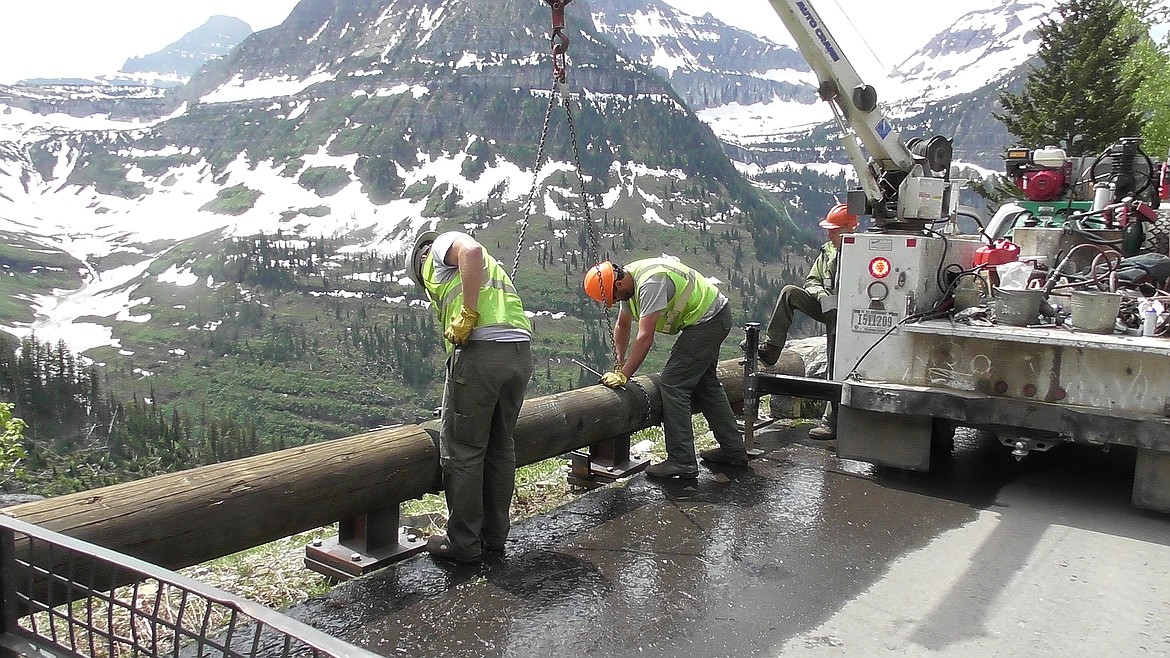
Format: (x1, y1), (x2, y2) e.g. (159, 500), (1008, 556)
(287, 423), (1170, 657)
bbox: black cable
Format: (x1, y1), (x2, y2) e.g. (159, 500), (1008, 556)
(1068, 218), (1123, 245)
(945, 269), (988, 298)
(845, 312), (926, 381)
(926, 229), (950, 295)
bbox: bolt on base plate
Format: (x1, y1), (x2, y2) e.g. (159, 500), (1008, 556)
(304, 528), (426, 580)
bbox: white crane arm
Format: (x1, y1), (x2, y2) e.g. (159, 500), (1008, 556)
(764, 0), (957, 225)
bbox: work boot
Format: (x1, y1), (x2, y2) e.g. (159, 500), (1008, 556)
(807, 421), (836, 441)
(699, 446), (749, 467)
(645, 460), (699, 479)
(426, 534), (481, 563)
(738, 339), (781, 367)
(757, 343), (782, 366)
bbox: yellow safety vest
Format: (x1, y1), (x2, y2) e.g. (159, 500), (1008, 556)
(422, 249), (531, 351)
(625, 258), (720, 334)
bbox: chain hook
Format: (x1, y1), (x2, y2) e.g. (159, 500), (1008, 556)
(544, 0), (571, 84)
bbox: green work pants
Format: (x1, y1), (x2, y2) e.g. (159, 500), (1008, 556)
(764, 284), (835, 351)
(765, 284), (837, 425)
(661, 305), (744, 467)
(440, 341), (533, 559)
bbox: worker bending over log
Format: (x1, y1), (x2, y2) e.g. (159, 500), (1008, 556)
(583, 258), (747, 479)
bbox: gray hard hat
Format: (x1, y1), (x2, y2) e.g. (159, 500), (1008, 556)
(406, 230), (438, 290)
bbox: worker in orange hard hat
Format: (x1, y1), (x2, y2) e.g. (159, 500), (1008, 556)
(582, 261), (622, 307)
(583, 258), (747, 479)
(747, 202), (859, 440)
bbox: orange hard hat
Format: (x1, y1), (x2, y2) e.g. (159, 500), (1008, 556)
(583, 261), (618, 307)
(819, 203), (859, 229)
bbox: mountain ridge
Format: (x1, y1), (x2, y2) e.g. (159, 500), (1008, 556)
(119, 15), (254, 87)
(0, 0), (807, 366)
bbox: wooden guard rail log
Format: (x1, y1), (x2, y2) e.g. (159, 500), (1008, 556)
(3, 353), (803, 575)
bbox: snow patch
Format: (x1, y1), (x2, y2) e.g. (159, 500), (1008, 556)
(201, 71), (338, 104)
(157, 264), (199, 287)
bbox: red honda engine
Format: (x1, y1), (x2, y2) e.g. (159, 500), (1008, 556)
(1019, 169), (1066, 201)
(1004, 146), (1070, 202)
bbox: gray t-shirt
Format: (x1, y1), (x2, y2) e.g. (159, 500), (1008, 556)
(430, 231), (530, 343)
(622, 272), (728, 327)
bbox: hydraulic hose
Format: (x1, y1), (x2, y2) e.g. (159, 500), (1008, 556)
(1042, 243), (1118, 297)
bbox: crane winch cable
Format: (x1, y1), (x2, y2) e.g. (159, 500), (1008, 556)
(514, 0), (612, 354)
(823, 0), (889, 83)
(515, 1), (603, 287)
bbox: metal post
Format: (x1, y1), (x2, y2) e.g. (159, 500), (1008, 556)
(304, 505), (427, 580)
(743, 322), (764, 457)
(568, 432), (648, 489)
(0, 525), (14, 636)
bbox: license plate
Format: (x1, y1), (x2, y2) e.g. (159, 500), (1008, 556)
(851, 309), (899, 333)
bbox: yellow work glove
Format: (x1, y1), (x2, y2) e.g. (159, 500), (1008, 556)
(600, 370), (628, 388)
(443, 307), (480, 347)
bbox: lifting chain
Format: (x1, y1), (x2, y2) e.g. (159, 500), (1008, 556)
(513, 0), (575, 284)
(512, 0), (651, 421)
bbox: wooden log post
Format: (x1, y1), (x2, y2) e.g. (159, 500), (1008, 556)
(3, 355), (803, 579)
(6, 427), (440, 574)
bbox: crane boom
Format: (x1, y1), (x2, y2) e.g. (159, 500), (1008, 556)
(765, 0), (913, 172)
(765, 0), (958, 228)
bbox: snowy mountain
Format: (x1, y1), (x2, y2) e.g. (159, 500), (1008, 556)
(118, 15), (254, 88)
(586, 0), (813, 110)
(703, 0), (1170, 171)
(1, 0), (1167, 359)
(15, 15), (254, 90)
(691, 1), (1055, 168)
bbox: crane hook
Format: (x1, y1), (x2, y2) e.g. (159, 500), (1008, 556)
(544, 0), (572, 84)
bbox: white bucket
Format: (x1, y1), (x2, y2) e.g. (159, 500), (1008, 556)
(1069, 290), (1121, 334)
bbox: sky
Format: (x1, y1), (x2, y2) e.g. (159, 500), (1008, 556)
(0, 1), (300, 83)
(663, 0), (995, 83)
(0, 0), (993, 85)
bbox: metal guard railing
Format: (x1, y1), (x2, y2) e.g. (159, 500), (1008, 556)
(0, 515), (378, 658)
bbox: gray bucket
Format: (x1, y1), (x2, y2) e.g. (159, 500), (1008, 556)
(954, 276), (988, 311)
(1070, 290), (1122, 334)
(993, 287), (1043, 327)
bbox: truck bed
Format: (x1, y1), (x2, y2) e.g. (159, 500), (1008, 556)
(902, 319), (1170, 356)
(841, 317), (1170, 451)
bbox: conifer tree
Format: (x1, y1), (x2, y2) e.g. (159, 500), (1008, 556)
(1126, 0), (1170, 156)
(996, 0), (1147, 156)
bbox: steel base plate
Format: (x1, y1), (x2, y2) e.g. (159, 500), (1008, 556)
(304, 528), (427, 580)
(567, 453), (649, 489)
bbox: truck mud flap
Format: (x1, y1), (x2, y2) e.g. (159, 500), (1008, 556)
(837, 405), (932, 471)
(1134, 449), (1170, 514)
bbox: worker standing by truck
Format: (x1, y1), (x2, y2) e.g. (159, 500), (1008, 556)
(407, 230), (534, 563)
(750, 203), (858, 440)
(583, 258), (746, 479)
